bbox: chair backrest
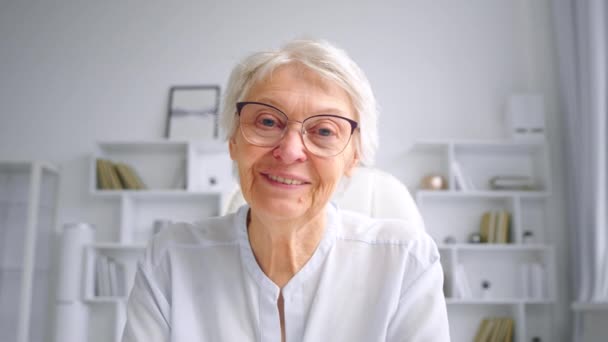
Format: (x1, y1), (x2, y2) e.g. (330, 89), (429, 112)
(221, 167), (425, 230)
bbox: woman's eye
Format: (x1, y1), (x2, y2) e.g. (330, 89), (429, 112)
(317, 128), (334, 136)
(255, 114), (282, 129)
(309, 123), (338, 138)
(261, 118), (276, 127)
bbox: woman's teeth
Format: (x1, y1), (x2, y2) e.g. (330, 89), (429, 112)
(267, 174), (304, 185)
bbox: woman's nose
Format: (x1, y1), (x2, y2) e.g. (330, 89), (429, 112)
(272, 126), (308, 163)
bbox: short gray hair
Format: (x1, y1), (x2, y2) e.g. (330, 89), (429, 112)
(220, 39), (379, 166)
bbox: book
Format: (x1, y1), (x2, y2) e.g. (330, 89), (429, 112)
(480, 211), (492, 243)
(474, 317), (514, 342)
(487, 211), (497, 243)
(114, 162), (146, 190)
(490, 175), (536, 190)
(96, 159), (122, 190)
(474, 318), (495, 342)
(473, 319), (491, 342)
(496, 211), (511, 243)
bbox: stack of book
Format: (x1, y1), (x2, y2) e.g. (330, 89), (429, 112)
(96, 159), (146, 190)
(95, 254), (127, 297)
(479, 210), (511, 244)
(473, 317), (514, 342)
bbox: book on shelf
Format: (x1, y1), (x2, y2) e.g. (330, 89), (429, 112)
(473, 317), (514, 342)
(96, 159), (147, 190)
(489, 175), (537, 191)
(114, 162), (147, 190)
(479, 210), (511, 244)
(96, 159), (122, 190)
(94, 254), (127, 297)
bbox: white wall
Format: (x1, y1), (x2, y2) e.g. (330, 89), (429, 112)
(0, 0), (572, 341)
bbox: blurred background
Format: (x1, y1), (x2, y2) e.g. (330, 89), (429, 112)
(0, 0), (606, 341)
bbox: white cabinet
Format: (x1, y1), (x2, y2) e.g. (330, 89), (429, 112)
(0, 161), (59, 342)
(408, 140), (555, 342)
(81, 140), (234, 342)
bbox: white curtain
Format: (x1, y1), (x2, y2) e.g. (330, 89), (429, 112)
(552, 0), (608, 340)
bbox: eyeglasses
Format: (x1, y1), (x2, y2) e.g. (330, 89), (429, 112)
(236, 101), (358, 157)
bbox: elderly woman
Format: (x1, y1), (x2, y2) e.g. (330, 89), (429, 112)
(122, 39), (449, 341)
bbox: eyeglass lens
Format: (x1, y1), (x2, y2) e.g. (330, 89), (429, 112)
(238, 102), (355, 157)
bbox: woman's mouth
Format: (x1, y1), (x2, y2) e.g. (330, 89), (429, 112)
(263, 173), (308, 186)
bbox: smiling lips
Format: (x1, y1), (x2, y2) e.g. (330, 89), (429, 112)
(264, 173), (308, 186)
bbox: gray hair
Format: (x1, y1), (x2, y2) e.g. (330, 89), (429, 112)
(220, 39), (379, 166)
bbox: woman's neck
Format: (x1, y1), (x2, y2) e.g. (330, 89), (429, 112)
(247, 208), (326, 288)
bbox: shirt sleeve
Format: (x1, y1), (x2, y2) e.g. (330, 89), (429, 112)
(386, 237), (450, 341)
(121, 236), (172, 342)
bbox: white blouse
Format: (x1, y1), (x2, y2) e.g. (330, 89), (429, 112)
(122, 204), (450, 341)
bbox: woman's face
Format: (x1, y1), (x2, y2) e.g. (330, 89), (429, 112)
(229, 63), (359, 222)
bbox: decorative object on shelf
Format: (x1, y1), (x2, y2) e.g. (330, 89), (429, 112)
(451, 161), (474, 191)
(522, 230), (535, 244)
(468, 232), (482, 244)
(420, 174), (447, 190)
(479, 210), (511, 243)
(520, 262), (547, 299)
(166, 85), (220, 140)
(480, 280), (491, 299)
(454, 264), (472, 298)
(505, 93), (545, 142)
(489, 175), (537, 191)
(443, 235), (457, 244)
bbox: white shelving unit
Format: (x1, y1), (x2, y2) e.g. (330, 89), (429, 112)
(408, 140), (556, 342)
(81, 140), (234, 342)
(0, 161), (59, 342)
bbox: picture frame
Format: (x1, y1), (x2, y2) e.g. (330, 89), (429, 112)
(165, 85), (220, 140)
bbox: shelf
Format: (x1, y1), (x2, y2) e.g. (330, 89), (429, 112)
(446, 298), (554, 305)
(84, 297), (127, 304)
(91, 189), (223, 199)
(416, 190), (550, 199)
(90, 243), (147, 251)
(572, 302), (608, 311)
(413, 139), (545, 150)
(438, 244), (552, 252)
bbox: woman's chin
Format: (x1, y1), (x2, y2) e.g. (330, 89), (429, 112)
(252, 200), (309, 221)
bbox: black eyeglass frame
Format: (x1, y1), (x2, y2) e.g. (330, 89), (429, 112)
(236, 101), (358, 133)
(235, 101), (359, 157)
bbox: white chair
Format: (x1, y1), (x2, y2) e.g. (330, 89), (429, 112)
(221, 166), (425, 229)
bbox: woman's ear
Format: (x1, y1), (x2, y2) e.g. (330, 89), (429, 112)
(344, 150), (359, 177)
(228, 134), (238, 161)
